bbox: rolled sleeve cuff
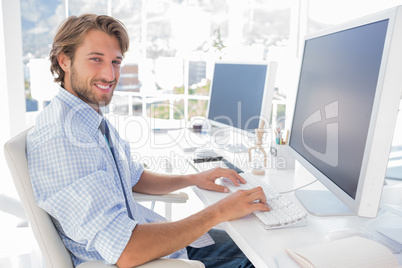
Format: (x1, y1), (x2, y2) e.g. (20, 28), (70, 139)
(95, 213), (138, 265)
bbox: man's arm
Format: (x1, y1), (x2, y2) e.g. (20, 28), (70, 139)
(132, 167), (247, 195)
(117, 186), (269, 267)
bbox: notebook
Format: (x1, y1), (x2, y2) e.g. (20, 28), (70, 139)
(285, 236), (400, 268)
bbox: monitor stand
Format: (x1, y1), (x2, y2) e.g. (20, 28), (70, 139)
(209, 128), (249, 153)
(295, 189), (353, 216)
(225, 143), (248, 153)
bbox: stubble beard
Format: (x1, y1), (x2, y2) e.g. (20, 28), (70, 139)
(70, 65), (116, 108)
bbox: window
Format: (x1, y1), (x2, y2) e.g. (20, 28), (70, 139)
(20, 0), (293, 121)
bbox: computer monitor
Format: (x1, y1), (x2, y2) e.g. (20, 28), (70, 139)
(288, 6), (402, 218)
(206, 61), (277, 151)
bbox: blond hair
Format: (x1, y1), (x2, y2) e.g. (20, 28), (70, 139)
(49, 14), (129, 87)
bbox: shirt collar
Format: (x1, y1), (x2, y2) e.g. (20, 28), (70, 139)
(56, 87), (105, 134)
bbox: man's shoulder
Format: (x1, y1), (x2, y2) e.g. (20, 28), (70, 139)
(27, 98), (89, 151)
(27, 105), (66, 151)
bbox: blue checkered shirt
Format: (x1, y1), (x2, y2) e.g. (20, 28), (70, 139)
(27, 88), (213, 266)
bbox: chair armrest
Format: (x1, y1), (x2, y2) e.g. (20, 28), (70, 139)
(137, 259), (205, 268)
(77, 259), (205, 268)
(76, 261), (113, 268)
(132, 191), (188, 204)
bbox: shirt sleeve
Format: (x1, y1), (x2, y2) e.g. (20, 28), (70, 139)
(28, 134), (136, 264)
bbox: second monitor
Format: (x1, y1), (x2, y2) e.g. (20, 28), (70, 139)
(206, 61), (277, 151)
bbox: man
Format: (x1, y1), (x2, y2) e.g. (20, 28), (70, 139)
(27, 14), (269, 267)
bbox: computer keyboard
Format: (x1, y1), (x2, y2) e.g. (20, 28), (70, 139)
(221, 172), (308, 229)
(167, 129), (206, 152)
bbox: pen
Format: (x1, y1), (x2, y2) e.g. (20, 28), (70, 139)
(186, 159), (199, 172)
(193, 156), (223, 163)
(152, 128), (181, 133)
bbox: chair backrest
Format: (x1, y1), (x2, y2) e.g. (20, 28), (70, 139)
(4, 128), (74, 268)
(4, 128), (204, 268)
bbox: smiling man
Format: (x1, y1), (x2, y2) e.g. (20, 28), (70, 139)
(26, 14), (267, 268)
(51, 17), (123, 111)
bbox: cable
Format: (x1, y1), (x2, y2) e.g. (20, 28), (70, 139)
(279, 179), (318, 195)
(186, 159), (199, 172)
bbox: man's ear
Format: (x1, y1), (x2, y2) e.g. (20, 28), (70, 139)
(57, 53), (71, 72)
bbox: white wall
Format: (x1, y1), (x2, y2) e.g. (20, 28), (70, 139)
(1, 0), (27, 196)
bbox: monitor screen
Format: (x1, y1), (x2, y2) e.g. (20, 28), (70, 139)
(207, 62), (276, 133)
(288, 7), (402, 218)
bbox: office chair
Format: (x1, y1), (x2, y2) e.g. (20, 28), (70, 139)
(4, 127), (204, 268)
(132, 191), (188, 222)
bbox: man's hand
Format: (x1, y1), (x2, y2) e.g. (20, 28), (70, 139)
(209, 186), (270, 222)
(191, 167), (246, 193)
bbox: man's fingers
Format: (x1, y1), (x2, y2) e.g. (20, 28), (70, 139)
(253, 202), (271, 212)
(207, 182), (229, 193)
(245, 187), (267, 205)
(223, 169), (246, 186)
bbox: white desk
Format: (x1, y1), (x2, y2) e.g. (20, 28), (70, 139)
(114, 118), (401, 268)
(191, 163), (373, 268)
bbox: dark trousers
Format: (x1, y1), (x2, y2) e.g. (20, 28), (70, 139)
(186, 229), (255, 268)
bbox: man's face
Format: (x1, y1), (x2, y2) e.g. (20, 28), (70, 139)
(59, 30), (123, 110)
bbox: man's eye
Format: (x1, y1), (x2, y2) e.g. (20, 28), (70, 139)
(113, 61), (121, 65)
(90, 58), (101, 62)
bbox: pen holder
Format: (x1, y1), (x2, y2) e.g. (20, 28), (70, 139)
(270, 145), (295, 170)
